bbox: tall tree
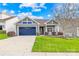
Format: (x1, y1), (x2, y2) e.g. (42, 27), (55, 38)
(53, 3), (79, 20)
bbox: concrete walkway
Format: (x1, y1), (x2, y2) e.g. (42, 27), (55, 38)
(25, 52), (79, 56)
(0, 36), (36, 56)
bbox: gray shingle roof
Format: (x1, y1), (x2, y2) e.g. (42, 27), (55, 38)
(34, 19), (47, 26)
(0, 16), (16, 22)
(0, 12), (16, 22)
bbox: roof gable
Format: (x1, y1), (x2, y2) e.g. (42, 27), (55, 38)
(17, 17), (39, 25)
(34, 19), (47, 26)
(45, 19), (58, 25)
(0, 13), (11, 19)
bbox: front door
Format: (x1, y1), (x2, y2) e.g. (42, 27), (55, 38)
(40, 27), (44, 35)
(47, 27), (52, 35)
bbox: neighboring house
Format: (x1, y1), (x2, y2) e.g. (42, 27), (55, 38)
(46, 18), (79, 37)
(0, 12), (19, 34)
(1, 12), (79, 37)
(55, 19), (79, 37)
(0, 12), (10, 30)
(0, 12), (15, 31)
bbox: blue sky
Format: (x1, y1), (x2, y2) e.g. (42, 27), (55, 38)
(0, 3), (58, 19)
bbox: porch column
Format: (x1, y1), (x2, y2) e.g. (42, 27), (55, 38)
(16, 25), (19, 36)
(45, 25), (47, 32)
(55, 25), (59, 35)
(36, 25), (40, 35)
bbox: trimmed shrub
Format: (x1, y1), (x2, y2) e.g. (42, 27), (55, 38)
(58, 32), (63, 35)
(36, 32), (40, 36)
(0, 30), (6, 34)
(7, 31), (16, 37)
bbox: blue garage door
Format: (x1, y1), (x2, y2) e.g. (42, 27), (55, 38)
(19, 27), (36, 35)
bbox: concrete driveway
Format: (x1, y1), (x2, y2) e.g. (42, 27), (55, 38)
(0, 36), (78, 56)
(0, 36), (36, 56)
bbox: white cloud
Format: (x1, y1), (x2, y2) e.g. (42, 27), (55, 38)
(19, 3), (36, 8)
(18, 11), (21, 13)
(19, 12), (32, 16)
(1, 10), (16, 16)
(2, 10), (15, 14)
(19, 3), (46, 9)
(29, 15), (44, 19)
(2, 10), (7, 13)
(32, 9), (41, 12)
(48, 14), (51, 17)
(10, 10), (15, 14)
(39, 3), (47, 9)
(19, 3), (46, 12)
(18, 12), (33, 19)
(2, 3), (7, 6)
(18, 12), (44, 19)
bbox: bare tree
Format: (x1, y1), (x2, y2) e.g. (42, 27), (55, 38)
(53, 3), (79, 20)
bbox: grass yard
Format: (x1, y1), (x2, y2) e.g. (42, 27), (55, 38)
(0, 34), (8, 40)
(32, 36), (79, 52)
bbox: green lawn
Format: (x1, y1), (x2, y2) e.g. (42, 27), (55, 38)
(0, 34), (8, 40)
(32, 36), (79, 52)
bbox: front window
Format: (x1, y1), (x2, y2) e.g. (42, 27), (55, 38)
(47, 27), (52, 32)
(18, 21), (33, 24)
(28, 21), (32, 24)
(23, 21), (32, 24)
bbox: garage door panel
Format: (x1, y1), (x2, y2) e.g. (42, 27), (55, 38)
(19, 27), (36, 35)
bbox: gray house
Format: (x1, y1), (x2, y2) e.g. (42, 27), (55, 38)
(16, 17), (59, 36)
(16, 17), (47, 35)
